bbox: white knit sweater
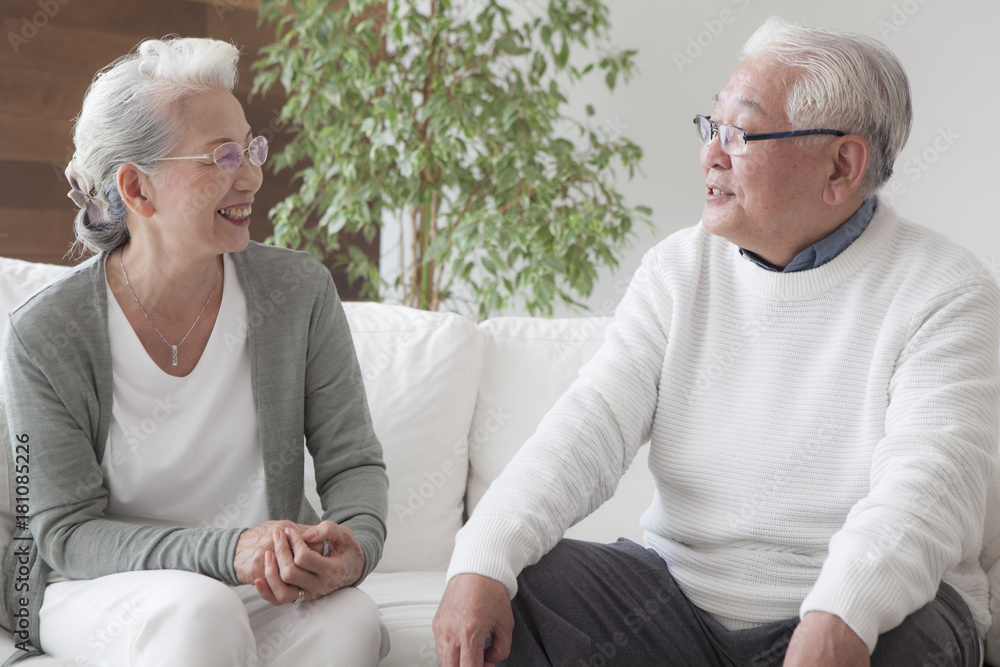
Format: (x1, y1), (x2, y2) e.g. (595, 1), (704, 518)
(448, 204), (1000, 653)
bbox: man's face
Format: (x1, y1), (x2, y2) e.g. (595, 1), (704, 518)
(700, 53), (836, 265)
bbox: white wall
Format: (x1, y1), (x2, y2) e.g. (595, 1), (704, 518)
(544, 0), (1000, 317)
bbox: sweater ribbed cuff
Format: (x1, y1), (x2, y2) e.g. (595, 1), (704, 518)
(446, 516), (535, 599)
(342, 514), (386, 585)
(800, 556), (912, 654)
(220, 528), (245, 585)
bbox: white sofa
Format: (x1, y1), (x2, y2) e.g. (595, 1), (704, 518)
(4, 254), (1000, 667)
(0, 255), (655, 666)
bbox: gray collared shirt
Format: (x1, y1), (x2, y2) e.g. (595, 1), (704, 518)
(741, 196), (878, 272)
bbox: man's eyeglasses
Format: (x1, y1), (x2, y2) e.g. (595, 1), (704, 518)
(160, 135), (268, 172)
(694, 115), (845, 156)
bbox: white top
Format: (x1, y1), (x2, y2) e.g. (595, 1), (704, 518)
(447, 204), (1000, 653)
(102, 253), (268, 530)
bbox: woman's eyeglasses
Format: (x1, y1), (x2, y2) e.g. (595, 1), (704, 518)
(160, 135), (268, 172)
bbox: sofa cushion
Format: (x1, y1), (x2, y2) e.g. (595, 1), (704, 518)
(0, 257), (69, 388)
(0, 257), (68, 318)
(358, 571), (444, 667)
(468, 316), (654, 545)
(339, 302), (483, 573)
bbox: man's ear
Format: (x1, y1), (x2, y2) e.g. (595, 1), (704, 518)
(823, 135), (869, 206)
(117, 163), (156, 218)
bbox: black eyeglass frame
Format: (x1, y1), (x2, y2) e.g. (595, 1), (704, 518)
(694, 115), (846, 154)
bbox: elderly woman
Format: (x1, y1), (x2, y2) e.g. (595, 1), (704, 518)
(1, 38), (389, 666)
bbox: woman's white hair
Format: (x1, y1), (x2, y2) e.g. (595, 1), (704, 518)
(741, 16), (912, 198)
(68, 37), (240, 255)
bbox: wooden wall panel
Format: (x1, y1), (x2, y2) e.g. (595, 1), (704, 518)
(0, 68), (90, 120)
(0, 209), (76, 264)
(0, 20), (147, 78)
(0, 1), (207, 37)
(0, 114), (73, 163)
(0, 161), (84, 262)
(0, 0), (374, 300)
(0, 162), (66, 209)
(186, 0), (261, 9)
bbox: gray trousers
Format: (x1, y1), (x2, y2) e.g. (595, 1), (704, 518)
(500, 538), (980, 667)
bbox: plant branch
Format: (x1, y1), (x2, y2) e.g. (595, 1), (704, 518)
(252, 0), (651, 318)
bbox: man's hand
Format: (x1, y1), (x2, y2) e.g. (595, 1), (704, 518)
(433, 573), (514, 667)
(783, 611), (869, 667)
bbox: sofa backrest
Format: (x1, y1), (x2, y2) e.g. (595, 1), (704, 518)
(469, 316), (653, 545)
(335, 302), (483, 573)
(335, 304), (655, 574)
(0, 257), (70, 388)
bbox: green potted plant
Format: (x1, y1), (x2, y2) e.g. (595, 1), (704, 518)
(253, 0), (650, 318)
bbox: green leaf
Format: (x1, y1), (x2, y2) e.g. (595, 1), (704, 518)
(542, 256), (564, 272)
(251, 0), (649, 317)
(555, 40), (569, 68)
(318, 205), (347, 236)
(481, 255), (499, 276)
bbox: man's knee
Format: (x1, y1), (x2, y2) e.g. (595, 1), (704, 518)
(516, 539), (612, 591)
(512, 540), (591, 615)
(872, 584), (979, 667)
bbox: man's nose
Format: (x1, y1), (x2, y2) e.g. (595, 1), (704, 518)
(700, 133), (731, 170)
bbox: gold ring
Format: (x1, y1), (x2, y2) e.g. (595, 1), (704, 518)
(293, 589), (304, 604)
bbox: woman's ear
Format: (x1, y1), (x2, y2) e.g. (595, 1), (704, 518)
(823, 135), (869, 206)
(117, 163), (156, 218)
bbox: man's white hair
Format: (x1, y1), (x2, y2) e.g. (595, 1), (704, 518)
(69, 37), (240, 254)
(741, 16), (912, 198)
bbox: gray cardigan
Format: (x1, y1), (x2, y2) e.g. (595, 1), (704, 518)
(1, 242), (388, 661)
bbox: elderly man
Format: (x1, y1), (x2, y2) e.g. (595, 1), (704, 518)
(433, 16), (1000, 667)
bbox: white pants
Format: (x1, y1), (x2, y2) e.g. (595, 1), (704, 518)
(39, 570), (390, 667)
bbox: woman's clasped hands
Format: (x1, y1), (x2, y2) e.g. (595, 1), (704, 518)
(233, 519), (366, 605)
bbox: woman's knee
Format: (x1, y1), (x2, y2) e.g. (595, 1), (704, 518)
(139, 571), (243, 622)
(131, 572), (255, 665)
(295, 587), (387, 663)
(41, 570), (255, 667)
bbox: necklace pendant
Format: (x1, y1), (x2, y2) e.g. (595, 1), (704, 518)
(171, 345), (178, 367)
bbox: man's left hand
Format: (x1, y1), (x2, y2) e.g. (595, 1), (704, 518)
(783, 611), (869, 667)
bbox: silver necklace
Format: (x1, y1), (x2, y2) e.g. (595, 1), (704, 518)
(119, 251), (221, 367)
